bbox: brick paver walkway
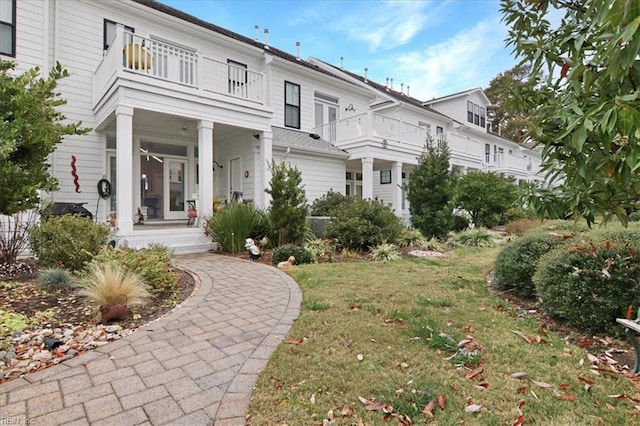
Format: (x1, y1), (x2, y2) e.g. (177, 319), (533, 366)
(0, 254), (301, 425)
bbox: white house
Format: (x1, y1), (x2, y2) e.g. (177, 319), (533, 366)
(2, 0), (543, 252)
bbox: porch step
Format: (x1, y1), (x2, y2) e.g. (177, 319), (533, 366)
(115, 226), (216, 254)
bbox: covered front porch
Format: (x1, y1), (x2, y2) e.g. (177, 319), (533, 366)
(97, 108), (273, 252)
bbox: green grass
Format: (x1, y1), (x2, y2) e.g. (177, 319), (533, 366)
(248, 247), (640, 425)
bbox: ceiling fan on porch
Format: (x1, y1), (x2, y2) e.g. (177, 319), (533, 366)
(139, 147), (163, 163)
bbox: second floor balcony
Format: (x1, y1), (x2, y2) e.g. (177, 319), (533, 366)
(93, 27), (264, 107)
(314, 112), (484, 158)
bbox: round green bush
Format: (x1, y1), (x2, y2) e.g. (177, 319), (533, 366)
(29, 215), (110, 271)
(586, 222), (640, 246)
(326, 198), (403, 250)
(523, 219), (589, 237)
(494, 232), (567, 298)
(534, 242), (640, 337)
(272, 244), (314, 265)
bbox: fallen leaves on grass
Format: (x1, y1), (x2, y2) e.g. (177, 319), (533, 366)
(465, 366), (484, 380)
(511, 329), (532, 344)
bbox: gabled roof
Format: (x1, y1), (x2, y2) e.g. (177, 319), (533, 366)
(423, 87), (491, 107)
(131, 0), (354, 84)
(271, 127), (349, 158)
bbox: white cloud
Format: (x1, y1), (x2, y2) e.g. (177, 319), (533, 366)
(331, 1), (435, 51)
(389, 16), (514, 100)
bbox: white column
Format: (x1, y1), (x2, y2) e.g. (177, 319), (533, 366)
(132, 137), (141, 219)
(392, 161), (403, 215)
(116, 106), (134, 233)
(361, 157), (374, 200)
(198, 120), (214, 223)
(260, 130), (273, 208)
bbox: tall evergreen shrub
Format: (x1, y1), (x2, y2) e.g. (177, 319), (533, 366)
(265, 161), (308, 246)
(406, 139), (455, 239)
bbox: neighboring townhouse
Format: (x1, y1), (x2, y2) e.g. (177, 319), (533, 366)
(2, 0), (543, 252)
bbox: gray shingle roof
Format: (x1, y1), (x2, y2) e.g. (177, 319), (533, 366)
(272, 127), (349, 158)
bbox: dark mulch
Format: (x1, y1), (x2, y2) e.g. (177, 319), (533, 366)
(0, 265), (195, 331)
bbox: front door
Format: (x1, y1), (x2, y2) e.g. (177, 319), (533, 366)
(165, 159), (187, 220)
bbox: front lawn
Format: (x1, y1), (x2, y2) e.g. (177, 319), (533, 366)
(249, 247), (640, 425)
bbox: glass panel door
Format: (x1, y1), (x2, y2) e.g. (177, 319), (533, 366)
(165, 159), (187, 220)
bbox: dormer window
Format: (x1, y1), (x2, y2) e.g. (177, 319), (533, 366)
(467, 101), (486, 128)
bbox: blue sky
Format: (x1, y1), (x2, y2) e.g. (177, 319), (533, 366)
(159, 0), (519, 100)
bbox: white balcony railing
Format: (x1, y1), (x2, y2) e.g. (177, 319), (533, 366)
(314, 112), (430, 146)
(483, 153), (535, 174)
(94, 27), (264, 104)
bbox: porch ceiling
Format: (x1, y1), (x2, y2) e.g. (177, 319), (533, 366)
(100, 110), (245, 140)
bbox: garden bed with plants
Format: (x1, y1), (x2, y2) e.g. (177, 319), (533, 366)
(0, 214), (195, 383)
(0, 259), (194, 383)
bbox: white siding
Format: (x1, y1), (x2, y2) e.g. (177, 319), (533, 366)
(272, 150), (346, 204)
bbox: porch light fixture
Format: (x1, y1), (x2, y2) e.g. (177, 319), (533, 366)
(345, 103), (355, 112)
(213, 160), (224, 171)
(381, 139), (388, 149)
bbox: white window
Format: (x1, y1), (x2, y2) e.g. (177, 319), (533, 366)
(0, 0), (15, 57)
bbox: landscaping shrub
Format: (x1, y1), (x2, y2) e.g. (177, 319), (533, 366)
(272, 244), (314, 265)
(326, 198), (403, 250)
(0, 210), (38, 264)
(369, 243), (400, 262)
(310, 190), (350, 216)
(204, 203), (266, 253)
(586, 222), (640, 246)
(29, 215), (110, 271)
(453, 228), (497, 248)
(494, 232), (567, 298)
(534, 242), (640, 337)
(37, 268), (74, 291)
(451, 214), (469, 232)
(304, 238), (336, 263)
(523, 219), (589, 236)
(88, 244), (177, 298)
(397, 228), (427, 248)
(504, 218), (543, 236)
(265, 161), (308, 246)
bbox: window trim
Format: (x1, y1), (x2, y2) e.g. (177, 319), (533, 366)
(0, 0), (16, 57)
(284, 81), (301, 129)
(103, 19), (135, 51)
(380, 169), (392, 185)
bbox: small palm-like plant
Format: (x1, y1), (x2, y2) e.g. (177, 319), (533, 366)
(398, 228), (428, 248)
(454, 228), (497, 248)
(79, 263), (149, 307)
(369, 243), (400, 262)
(37, 268), (74, 292)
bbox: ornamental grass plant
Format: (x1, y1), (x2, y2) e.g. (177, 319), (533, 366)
(79, 263), (149, 307)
